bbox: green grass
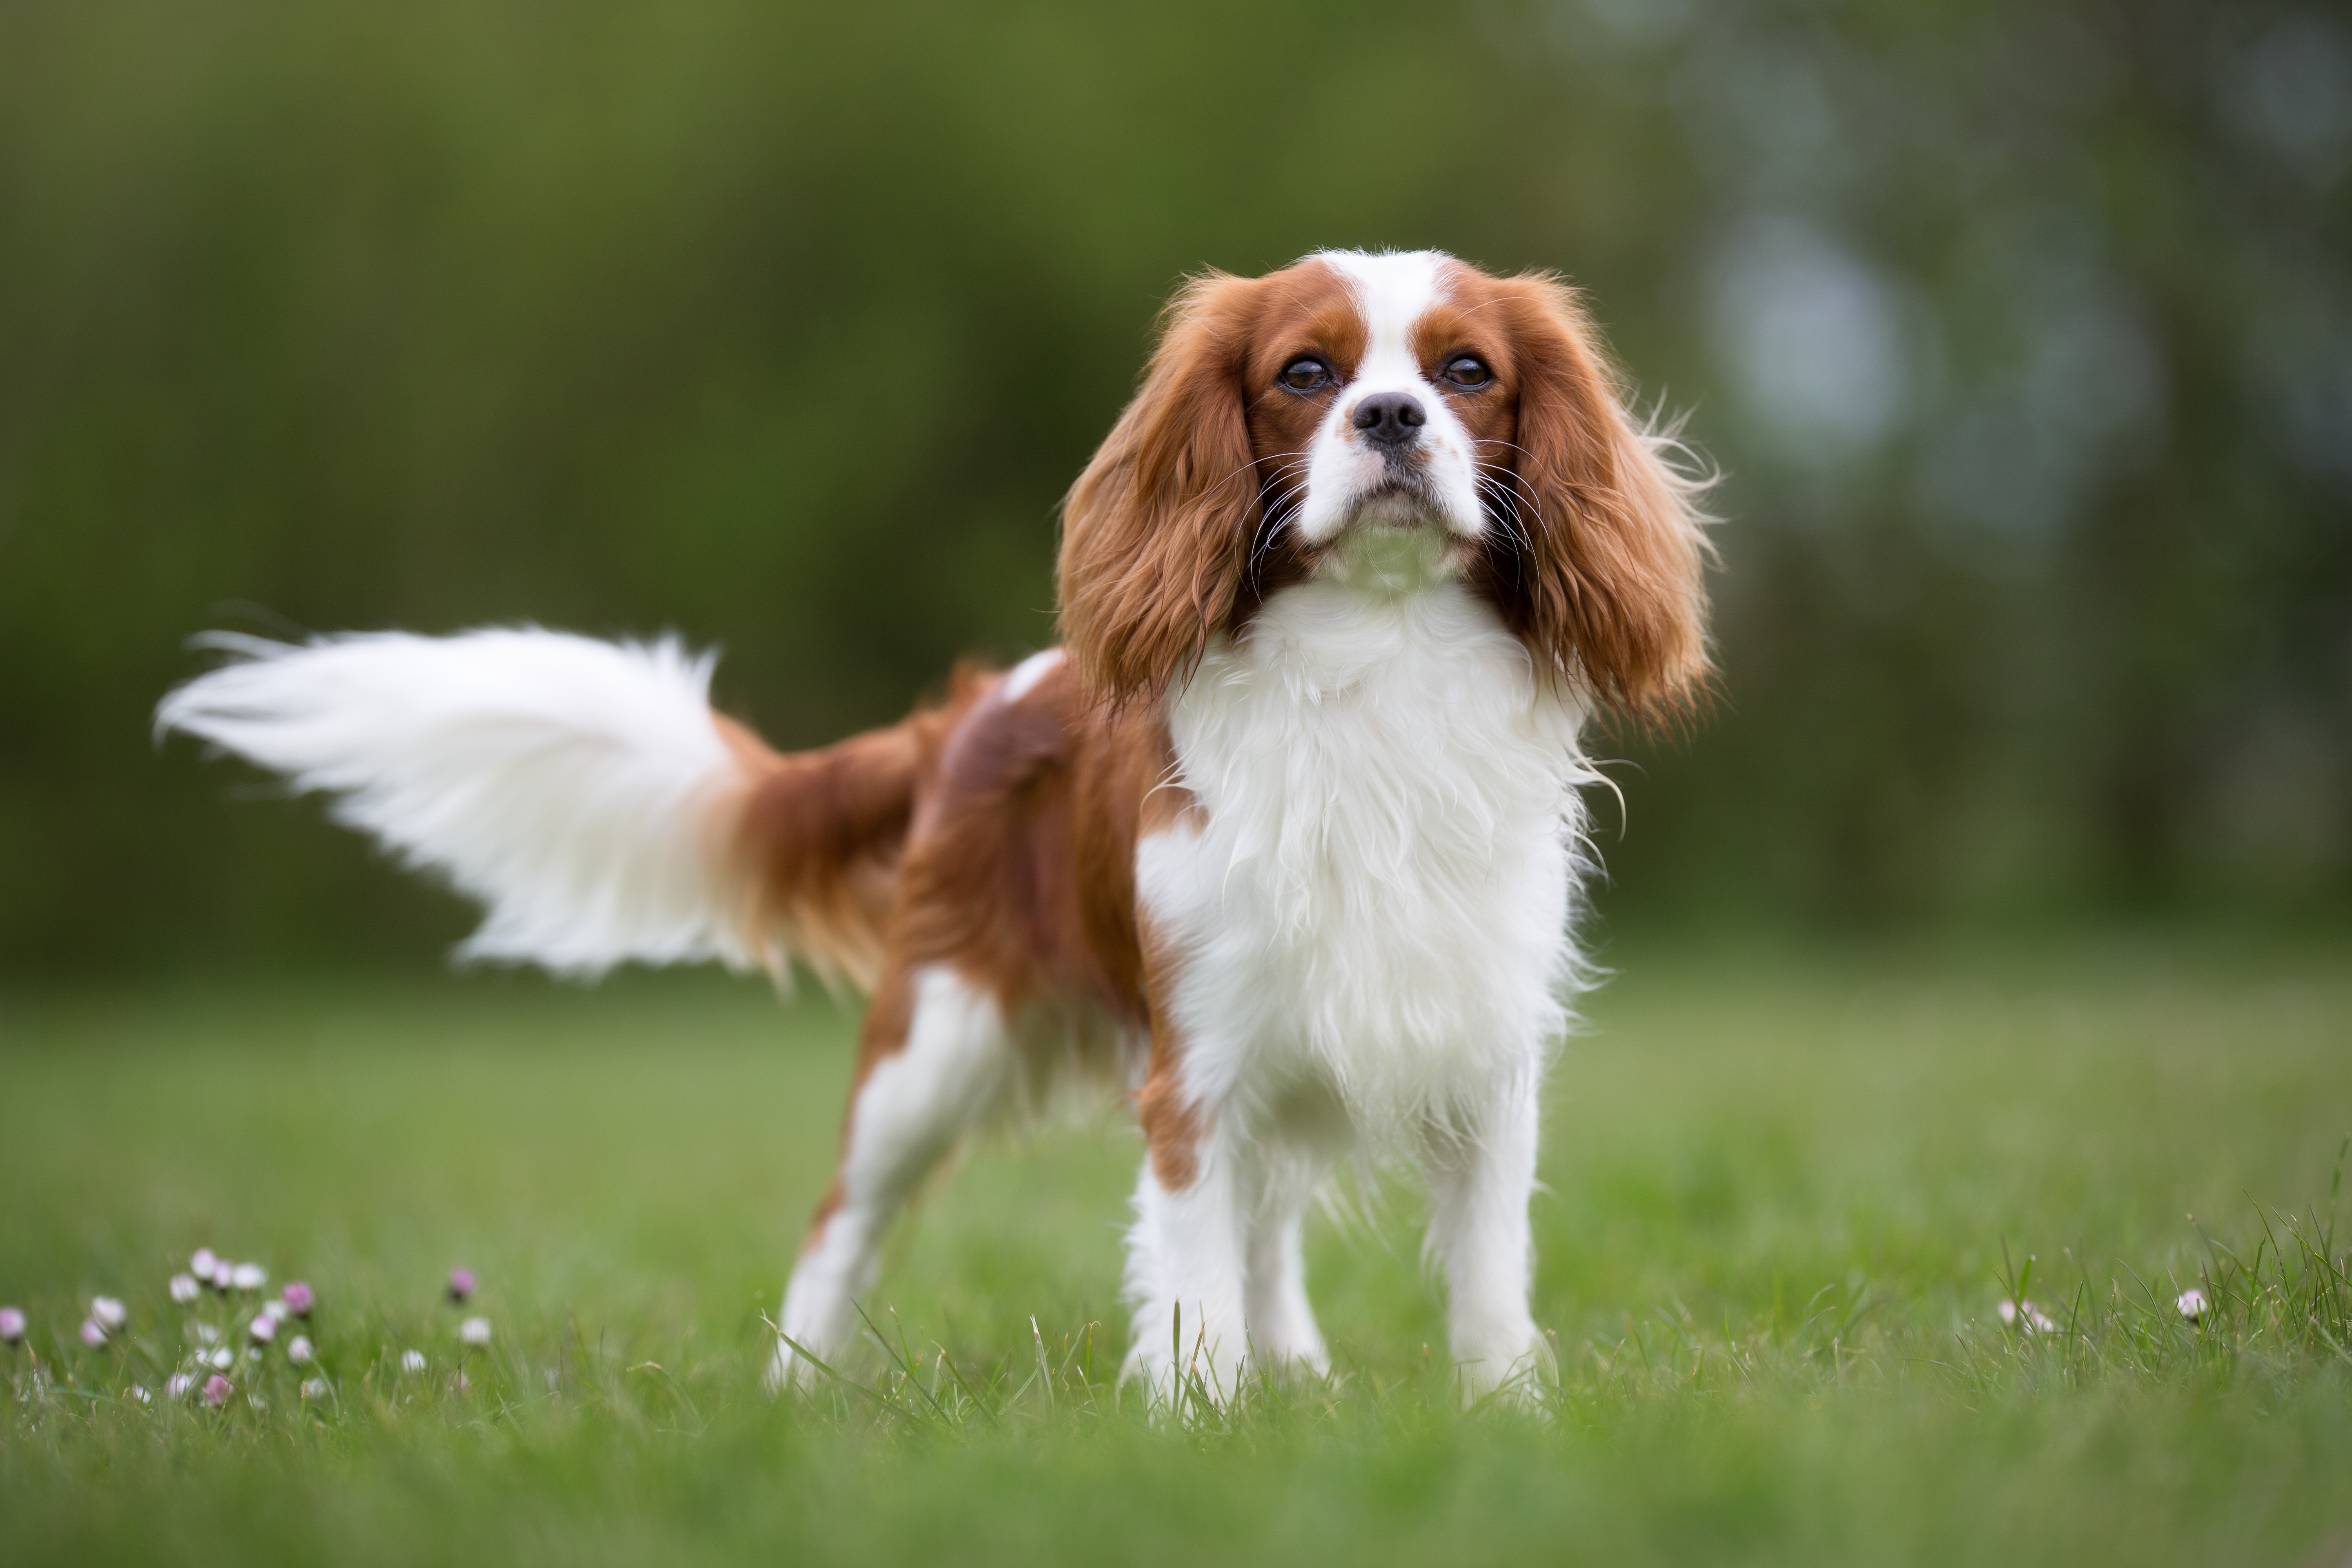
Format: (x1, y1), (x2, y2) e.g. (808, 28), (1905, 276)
(4, 931), (2352, 1566)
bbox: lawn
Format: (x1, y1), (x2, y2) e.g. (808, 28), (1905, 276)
(3, 929), (2350, 1566)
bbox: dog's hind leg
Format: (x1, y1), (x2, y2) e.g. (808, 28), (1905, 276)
(770, 963), (1012, 1390)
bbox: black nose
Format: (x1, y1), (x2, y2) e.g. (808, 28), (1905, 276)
(1352, 392), (1426, 447)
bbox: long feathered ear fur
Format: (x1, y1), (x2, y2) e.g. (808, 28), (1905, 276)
(1482, 273), (1714, 723)
(1058, 272), (1263, 706)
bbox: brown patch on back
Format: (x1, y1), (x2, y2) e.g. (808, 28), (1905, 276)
(722, 669), (989, 989)
(865, 653), (1184, 1031)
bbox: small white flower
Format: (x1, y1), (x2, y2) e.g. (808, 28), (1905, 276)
(286, 1334), (313, 1365)
(401, 1350), (427, 1374)
(248, 1314), (277, 1344)
(300, 1378), (329, 1401)
(230, 1263), (266, 1292)
(166, 1372), (195, 1399)
(1997, 1298), (2058, 1334)
(209, 1346), (235, 1370)
(129, 1385), (153, 1405)
(80, 1319), (109, 1348)
(191, 1248), (217, 1278)
(211, 1261), (235, 1291)
(91, 1296), (127, 1331)
(0, 1306), (24, 1345)
(193, 1322), (220, 1345)
(458, 1316), (492, 1348)
(260, 1299), (290, 1325)
(169, 1274), (202, 1305)
(2177, 1287), (2208, 1321)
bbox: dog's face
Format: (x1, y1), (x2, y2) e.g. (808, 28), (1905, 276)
(1237, 251), (1491, 552)
(1060, 249), (1713, 719)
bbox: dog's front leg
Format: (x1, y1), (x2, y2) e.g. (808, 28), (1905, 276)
(1242, 1164), (1330, 1376)
(1123, 1117), (1253, 1409)
(1421, 1082), (1552, 1404)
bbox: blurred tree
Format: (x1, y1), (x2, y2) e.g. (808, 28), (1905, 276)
(1506, 0), (2352, 922)
(0, 0), (2343, 973)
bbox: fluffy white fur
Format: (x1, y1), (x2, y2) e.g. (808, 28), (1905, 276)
(157, 628), (757, 978)
(1125, 563), (1588, 1397)
(1143, 581), (1586, 1137)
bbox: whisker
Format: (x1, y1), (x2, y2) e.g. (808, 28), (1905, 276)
(1470, 470), (1534, 589)
(1189, 446), (1321, 509)
(1474, 467), (1539, 546)
(1247, 492), (1311, 587)
(1476, 460), (1549, 534)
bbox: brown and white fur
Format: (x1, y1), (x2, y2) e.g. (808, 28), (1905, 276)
(159, 249), (1711, 1403)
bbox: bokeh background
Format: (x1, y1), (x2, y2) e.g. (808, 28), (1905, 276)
(3, 0), (2346, 977)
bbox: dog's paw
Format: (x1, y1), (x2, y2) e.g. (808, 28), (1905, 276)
(763, 1335), (822, 1396)
(1453, 1328), (1556, 1412)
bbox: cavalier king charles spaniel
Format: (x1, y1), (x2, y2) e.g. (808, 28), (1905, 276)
(161, 249), (1712, 1402)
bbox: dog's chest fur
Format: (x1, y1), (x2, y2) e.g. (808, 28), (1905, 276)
(1136, 571), (1593, 1140)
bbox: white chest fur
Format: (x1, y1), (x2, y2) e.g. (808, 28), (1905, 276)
(1136, 572), (1595, 1143)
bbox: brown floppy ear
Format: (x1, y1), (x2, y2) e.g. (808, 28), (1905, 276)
(1058, 272), (1263, 705)
(1484, 273), (1714, 722)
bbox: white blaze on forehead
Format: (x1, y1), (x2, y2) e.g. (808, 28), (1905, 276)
(1314, 249), (1448, 379)
(1292, 249), (1486, 549)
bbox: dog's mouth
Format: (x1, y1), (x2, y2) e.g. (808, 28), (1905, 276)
(1337, 477), (1477, 541)
(1320, 498), (1469, 592)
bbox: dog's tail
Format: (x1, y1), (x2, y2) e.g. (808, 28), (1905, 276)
(157, 626), (967, 988)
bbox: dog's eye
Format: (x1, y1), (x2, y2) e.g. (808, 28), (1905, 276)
(1440, 356), (1492, 389)
(1280, 359), (1330, 393)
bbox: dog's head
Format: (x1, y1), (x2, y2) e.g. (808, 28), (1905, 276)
(1059, 249), (1712, 718)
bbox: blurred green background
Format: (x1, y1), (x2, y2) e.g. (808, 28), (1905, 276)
(2, 0), (2346, 976)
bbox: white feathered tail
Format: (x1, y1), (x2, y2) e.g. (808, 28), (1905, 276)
(158, 628), (768, 977)
(162, 621), (965, 989)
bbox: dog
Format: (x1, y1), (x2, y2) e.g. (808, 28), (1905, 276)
(160, 248), (1712, 1401)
